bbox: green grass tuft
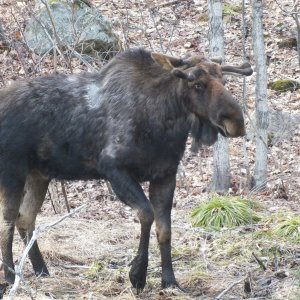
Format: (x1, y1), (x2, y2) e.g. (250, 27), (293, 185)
(191, 195), (260, 230)
(273, 216), (300, 240)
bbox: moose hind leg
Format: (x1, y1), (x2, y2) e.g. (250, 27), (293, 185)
(16, 171), (50, 277)
(0, 178), (25, 284)
(103, 167), (154, 290)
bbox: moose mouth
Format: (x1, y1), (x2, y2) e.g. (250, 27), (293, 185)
(217, 126), (227, 137)
(216, 121), (245, 138)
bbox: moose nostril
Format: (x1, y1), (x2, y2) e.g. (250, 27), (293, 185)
(223, 119), (245, 137)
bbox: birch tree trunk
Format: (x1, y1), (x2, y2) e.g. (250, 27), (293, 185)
(252, 0), (269, 190)
(207, 0), (231, 192)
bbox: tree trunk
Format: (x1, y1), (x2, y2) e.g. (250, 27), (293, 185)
(207, 0), (231, 193)
(0, 20), (8, 47)
(252, 0), (269, 190)
(292, 4), (300, 68)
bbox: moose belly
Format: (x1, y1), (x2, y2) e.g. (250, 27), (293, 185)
(127, 157), (180, 182)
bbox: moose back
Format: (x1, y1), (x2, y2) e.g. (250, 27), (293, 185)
(0, 48), (252, 290)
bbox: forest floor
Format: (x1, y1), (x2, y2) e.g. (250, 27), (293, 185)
(0, 0), (299, 299)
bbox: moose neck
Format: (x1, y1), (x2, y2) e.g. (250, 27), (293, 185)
(99, 48), (192, 133)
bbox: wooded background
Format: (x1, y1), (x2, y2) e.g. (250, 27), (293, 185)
(0, 0), (299, 299)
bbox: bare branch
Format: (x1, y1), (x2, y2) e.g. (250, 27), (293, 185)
(41, 0), (73, 72)
(8, 205), (86, 299)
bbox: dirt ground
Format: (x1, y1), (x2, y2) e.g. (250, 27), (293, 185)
(0, 0), (299, 299)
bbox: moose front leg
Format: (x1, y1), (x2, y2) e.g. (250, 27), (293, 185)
(149, 174), (179, 288)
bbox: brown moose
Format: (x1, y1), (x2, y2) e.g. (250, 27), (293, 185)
(0, 48), (252, 290)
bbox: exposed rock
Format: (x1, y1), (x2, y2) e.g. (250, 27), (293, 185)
(24, 0), (121, 58)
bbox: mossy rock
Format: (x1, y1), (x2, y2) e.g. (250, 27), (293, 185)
(270, 80), (300, 92)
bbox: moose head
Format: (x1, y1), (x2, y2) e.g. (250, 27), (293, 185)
(151, 52), (252, 146)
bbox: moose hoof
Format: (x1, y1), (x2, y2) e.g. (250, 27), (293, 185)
(162, 279), (184, 291)
(34, 266), (50, 277)
(129, 257), (148, 291)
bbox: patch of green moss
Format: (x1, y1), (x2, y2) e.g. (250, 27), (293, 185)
(223, 3), (242, 16)
(198, 14), (209, 23)
(85, 261), (104, 279)
(267, 132), (274, 146)
(271, 80), (300, 92)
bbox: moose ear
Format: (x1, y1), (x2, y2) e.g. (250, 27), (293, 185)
(151, 52), (184, 70)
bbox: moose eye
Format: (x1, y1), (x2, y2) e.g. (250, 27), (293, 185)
(194, 82), (205, 91)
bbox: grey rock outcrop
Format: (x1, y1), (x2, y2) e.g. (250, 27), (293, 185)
(24, 0), (120, 58)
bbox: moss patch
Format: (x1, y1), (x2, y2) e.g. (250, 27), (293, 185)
(270, 80), (300, 92)
(223, 3), (242, 16)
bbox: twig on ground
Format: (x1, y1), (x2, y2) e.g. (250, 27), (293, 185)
(215, 276), (247, 300)
(252, 252), (267, 271)
(8, 204), (86, 299)
(62, 265), (90, 269)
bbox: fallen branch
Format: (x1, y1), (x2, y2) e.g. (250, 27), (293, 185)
(215, 276), (247, 300)
(8, 204), (86, 299)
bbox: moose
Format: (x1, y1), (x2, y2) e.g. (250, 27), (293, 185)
(0, 48), (252, 290)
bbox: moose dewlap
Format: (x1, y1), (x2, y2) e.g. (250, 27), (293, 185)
(0, 48), (252, 290)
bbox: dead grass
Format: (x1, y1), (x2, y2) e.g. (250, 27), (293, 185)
(1, 196), (299, 299)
